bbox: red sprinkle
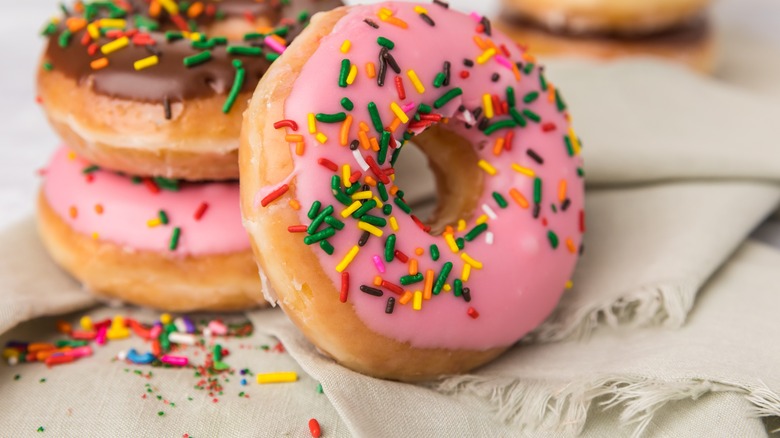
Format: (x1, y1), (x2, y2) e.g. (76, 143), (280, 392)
(394, 250), (409, 263)
(260, 184), (289, 207)
(381, 280), (404, 295)
(205, 3), (216, 15)
(317, 158), (338, 172)
(193, 202), (209, 220)
(348, 171), (362, 184)
(500, 43), (511, 58)
(504, 130), (514, 152)
(87, 43), (99, 56)
(340, 272), (349, 303)
(467, 308), (480, 319)
(492, 95), (502, 116)
(394, 76), (406, 100)
(80, 32), (91, 46)
(365, 155), (389, 184)
(542, 122), (557, 132)
(411, 215), (431, 233)
(143, 178), (160, 194)
(579, 209), (586, 233)
(243, 11), (255, 24)
(287, 225), (308, 233)
(85, 173), (95, 183)
(308, 419), (322, 438)
(171, 14), (189, 31)
(460, 70), (470, 79)
(46, 354), (74, 367)
(274, 119), (299, 131)
(128, 319), (151, 340)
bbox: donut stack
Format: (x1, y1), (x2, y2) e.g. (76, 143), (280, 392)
(36, 0), (341, 311)
(498, 0), (716, 73)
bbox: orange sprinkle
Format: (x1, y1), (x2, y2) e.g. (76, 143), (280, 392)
(373, 276), (383, 287)
(369, 137), (380, 152)
(359, 121), (370, 132)
(548, 84), (556, 103)
(269, 34), (287, 46)
(358, 130), (371, 150)
(566, 238), (576, 254)
(94, 204), (104, 214)
(473, 35), (488, 50)
(558, 180), (567, 202)
(340, 115), (352, 146)
(295, 142), (305, 156)
(511, 62), (522, 82)
(149, 0), (161, 17)
(383, 16), (409, 29)
(414, 247), (424, 256)
(399, 291), (413, 305)
(389, 185), (399, 196)
(66, 17), (87, 32)
(285, 134), (304, 142)
(288, 199), (301, 210)
(423, 270), (434, 300)
(509, 188), (529, 209)
(409, 259), (418, 276)
(389, 117), (401, 133)
(69, 206), (78, 219)
(187, 1), (204, 18)
(366, 62), (376, 79)
(90, 57), (109, 70)
(364, 176), (377, 186)
(492, 137), (505, 156)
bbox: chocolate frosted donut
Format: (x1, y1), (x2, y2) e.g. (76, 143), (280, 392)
(37, 0), (343, 180)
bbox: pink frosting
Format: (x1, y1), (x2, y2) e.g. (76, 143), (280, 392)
(272, 2), (584, 350)
(43, 146), (249, 256)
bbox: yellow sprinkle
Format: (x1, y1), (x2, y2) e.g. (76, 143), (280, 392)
(146, 218), (161, 228)
(315, 132), (328, 144)
(565, 280), (574, 289)
(412, 291), (423, 311)
(159, 313), (172, 324)
(351, 191), (373, 200)
(336, 246), (360, 273)
(477, 159), (497, 176)
(483, 94), (494, 119)
(308, 113), (316, 134)
(461, 253), (484, 269)
(399, 291), (413, 305)
(91, 232), (99, 240)
(511, 164), (535, 177)
(158, 0), (179, 15)
(100, 36), (129, 55)
(476, 47), (496, 64)
(373, 197), (384, 208)
(288, 199), (301, 210)
(378, 7), (393, 19)
(341, 201), (362, 218)
(133, 55), (159, 71)
(476, 214), (488, 225)
(461, 263), (471, 281)
(342, 164), (352, 188)
(358, 221), (384, 237)
(98, 19), (126, 28)
(346, 64), (358, 85)
(256, 372), (298, 384)
(443, 283), (451, 292)
(389, 216), (399, 231)
(569, 127), (582, 155)
(413, 5), (428, 14)
(67, 151), (76, 160)
(406, 70), (425, 94)
(340, 40), (351, 53)
(87, 23), (99, 39)
(188, 32), (202, 41)
(457, 219), (466, 231)
(389, 102), (409, 124)
(80, 316), (93, 330)
(444, 233), (459, 253)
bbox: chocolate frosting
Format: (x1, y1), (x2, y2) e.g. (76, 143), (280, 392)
(43, 0), (343, 102)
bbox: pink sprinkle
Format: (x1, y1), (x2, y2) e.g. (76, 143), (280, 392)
(401, 102), (416, 113)
(469, 12), (482, 23)
(264, 36), (286, 54)
(208, 320), (228, 336)
(149, 324), (162, 339)
(95, 325), (108, 345)
(495, 55), (514, 70)
(372, 255), (386, 273)
(68, 346), (93, 358)
(160, 355), (189, 367)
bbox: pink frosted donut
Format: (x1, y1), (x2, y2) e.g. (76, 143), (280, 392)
(38, 146), (264, 311)
(241, 1), (584, 380)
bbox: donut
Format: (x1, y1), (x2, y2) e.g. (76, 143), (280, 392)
(37, 0), (343, 181)
(500, 0), (712, 36)
(38, 146), (263, 311)
(241, 2), (585, 380)
(497, 15), (716, 74)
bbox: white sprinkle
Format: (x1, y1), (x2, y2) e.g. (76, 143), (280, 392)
(168, 332), (197, 345)
(353, 149), (370, 171)
(8, 356), (18, 366)
(173, 317), (188, 333)
(202, 328), (212, 338)
(116, 350), (127, 361)
(486, 231), (494, 245)
(482, 204), (498, 220)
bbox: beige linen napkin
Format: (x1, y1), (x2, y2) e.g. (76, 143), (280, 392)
(2, 59), (780, 437)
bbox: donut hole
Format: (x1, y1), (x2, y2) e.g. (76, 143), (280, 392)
(395, 125), (484, 235)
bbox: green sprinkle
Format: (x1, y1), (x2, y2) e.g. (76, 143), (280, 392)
(165, 31), (183, 41)
(534, 178), (542, 204)
(37, 426), (45, 433)
(158, 210), (169, 225)
(345, 183), (361, 196)
(213, 344), (223, 361)
(382, 204), (392, 215)
(464, 223), (488, 242)
(367, 102), (383, 133)
(333, 188), (352, 206)
(577, 167), (585, 177)
(226, 46), (262, 56)
(82, 165), (99, 174)
(564, 136), (574, 157)
(555, 89), (567, 112)
(400, 273), (424, 285)
(14, 374), (20, 380)
(315, 112), (347, 123)
(58, 29), (72, 48)
(304, 227), (336, 245)
(417, 103), (432, 114)
(523, 62), (535, 75)
(540, 73), (548, 91)
(390, 147), (402, 166)
(42, 62), (53, 71)
(456, 238), (465, 250)
(377, 36), (395, 49)
(430, 244), (440, 261)
(191, 40), (215, 50)
(169, 227), (181, 251)
(298, 10), (310, 22)
(338, 59), (350, 88)
(393, 197), (411, 214)
(352, 199), (377, 219)
(509, 108), (527, 127)
(341, 97), (354, 111)
(522, 109), (541, 123)
(317, 383), (324, 394)
(377, 182), (389, 202)
(361, 215), (387, 227)
(222, 60), (245, 113)
(307, 205), (334, 234)
(157, 411), (165, 417)
(210, 36), (228, 45)
(307, 201), (322, 220)
(385, 234), (396, 262)
(454, 279), (463, 297)
(506, 87), (515, 107)
(551, 203), (558, 213)
(493, 192), (508, 208)
(243, 32), (263, 41)
(433, 87), (462, 109)
(183, 51), (212, 67)
(523, 91), (539, 104)
(432, 262), (453, 295)
(154, 176), (180, 191)
(483, 119), (517, 136)
(134, 14), (160, 31)
(324, 216), (344, 230)
(41, 22), (57, 36)
(320, 240), (335, 255)
(433, 72), (446, 88)
(265, 53), (280, 62)
(547, 231), (559, 249)
(378, 131), (390, 164)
